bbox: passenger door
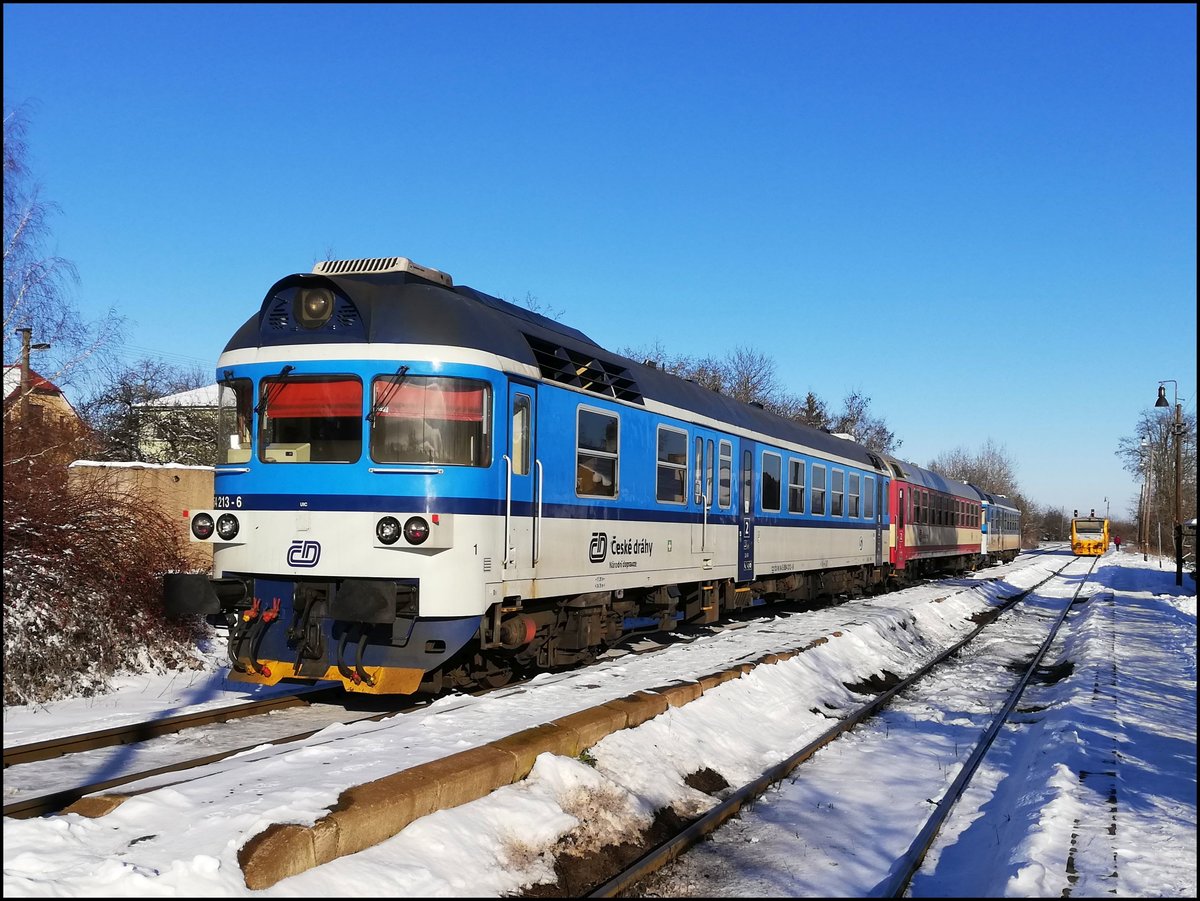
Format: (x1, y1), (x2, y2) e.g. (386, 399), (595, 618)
(738, 442), (756, 582)
(874, 478), (885, 566)
(690, 433), (716, 553)
(503, 381), (540, 582)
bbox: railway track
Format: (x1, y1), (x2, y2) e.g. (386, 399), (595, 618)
(2, 686), (338, 769)
(5, 554), (1046, 830)
(2, 612), (756, 820)
(572, 555), (1098, 898)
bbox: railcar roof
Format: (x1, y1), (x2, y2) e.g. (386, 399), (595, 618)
(881, 455), (978, 499)
(224, 271), (882, 467)
(979, 491), (1021, 512)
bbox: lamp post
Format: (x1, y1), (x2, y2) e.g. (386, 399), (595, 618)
(1140, 435), (1150, 561)
(1155, 380), (1183, 586)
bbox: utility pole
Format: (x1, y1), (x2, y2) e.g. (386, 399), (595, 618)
(17, 328), (51, 422)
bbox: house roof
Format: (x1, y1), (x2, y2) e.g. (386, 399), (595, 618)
(2, 363), (79, 419)
(136, 384), (221, 408)
(3, 364), (65, 401)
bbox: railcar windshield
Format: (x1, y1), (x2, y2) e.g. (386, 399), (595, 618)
(1072, 518), (1106, 537)
(369, 375), (491, 466)
(259, 376), (363, 463)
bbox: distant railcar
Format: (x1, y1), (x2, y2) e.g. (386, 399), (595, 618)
(978, 491), (1022, 565)
(1070, 517), (1110, 556)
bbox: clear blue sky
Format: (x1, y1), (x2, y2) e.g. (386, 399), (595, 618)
(4, 3), (1195, 518)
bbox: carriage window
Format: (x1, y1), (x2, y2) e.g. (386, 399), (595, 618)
(693, 436), (704, 503)
(511, 394), (530, 476)
(761, 451), (782, 512)
(849, 473), (861, 518)
(657, 426), (688, 504)
(577, 407), (618, 497)
(369, 375), (491, 466)
(811, 464), (827, 516)
(217, 378), (253, 464)
(718, 440), (732, 508)
(788, 459), (805, 514)
(260, 375), (362, 463)
(831, 469), (845, 517)
(865, 476), (875, 519)
(914, 490), (922, 524)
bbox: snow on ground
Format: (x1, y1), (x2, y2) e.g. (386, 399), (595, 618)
(3, 548), (1194, 897)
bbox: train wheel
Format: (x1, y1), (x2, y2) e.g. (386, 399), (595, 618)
(470, 653), (513, 689)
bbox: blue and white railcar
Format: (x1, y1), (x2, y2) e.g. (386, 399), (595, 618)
(977, 489), (1022, 564)
(165, 257), (894, 694)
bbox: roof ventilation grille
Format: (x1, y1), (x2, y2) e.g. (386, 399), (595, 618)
(313, 256), (452, 286)
(523, 334), (643, 404)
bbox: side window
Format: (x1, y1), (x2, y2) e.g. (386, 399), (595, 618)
(693, 436), (704, 503)
(914, 489), (922, 524)
(576, 407), (618, 497)
(217, 378), (253, 464)
(811, 463), (827, 516)
(657, 426), (688, 504)
(849, 473), (861, 518)
(788, 459), (806, 514)
(864, 476), (875, 519)
(511, 394), (530, 476)
(718, 440), (732, 508)
(761, 451), (782, 512)
(831, 469), (845, 517)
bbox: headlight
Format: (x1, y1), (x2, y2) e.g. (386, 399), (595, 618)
(404, 516), (430, 545)
(376, 516), (401, 545)
(216, 514), (240, 541)
(191, 513), (215, 540)
(295, 288), (334, 328)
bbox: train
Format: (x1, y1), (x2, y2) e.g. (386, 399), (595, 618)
(1070, 514), (1110, 556)
(164, 255), (1023, 695)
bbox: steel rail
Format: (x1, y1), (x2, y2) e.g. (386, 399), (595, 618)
(3, 686), (337, 769)
(879, 555), (1101, 897)
(588, 556), (1084, 898)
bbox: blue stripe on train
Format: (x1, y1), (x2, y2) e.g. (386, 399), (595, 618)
(209, 493), (883, 530)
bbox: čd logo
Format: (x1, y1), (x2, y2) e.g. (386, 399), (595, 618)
(287, 540), (321, 568)
(588, 532), (608, 563)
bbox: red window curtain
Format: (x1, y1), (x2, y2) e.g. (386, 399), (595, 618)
(373, 382), (485, 421)
(268, 380), (362, 418)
